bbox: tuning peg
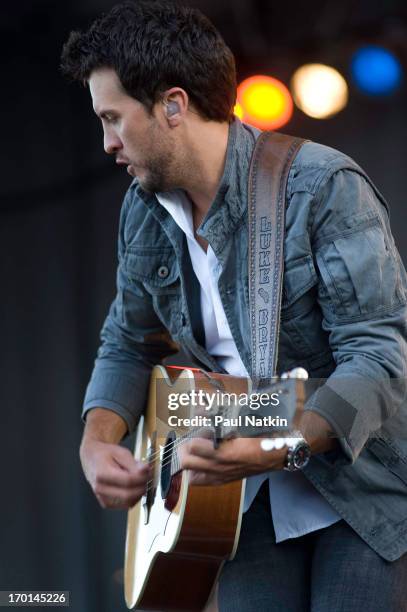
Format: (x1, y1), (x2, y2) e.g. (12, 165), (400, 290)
(281, 367), (309, 380)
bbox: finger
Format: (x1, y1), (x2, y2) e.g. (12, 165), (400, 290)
(96, 494), (132, 510)
(181, 454), (220, 473)
(96, 463), (151, 489)
(95, 484), (147, 509)
(186, 437), (217, 459)
(111, 446), (149, 473)
(188, 470), (227, 486)
(94, 481), (148, 499)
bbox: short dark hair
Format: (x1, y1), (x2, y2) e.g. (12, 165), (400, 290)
(60, 0), (237, 122)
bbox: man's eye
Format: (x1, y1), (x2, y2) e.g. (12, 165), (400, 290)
(103, 114), (118, 124)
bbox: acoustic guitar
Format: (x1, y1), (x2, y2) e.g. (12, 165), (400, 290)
(124, 364), (306, 611)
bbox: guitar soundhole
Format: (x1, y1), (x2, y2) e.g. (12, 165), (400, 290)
(164, 472), (181, 512)
(160, 430), (176, 500)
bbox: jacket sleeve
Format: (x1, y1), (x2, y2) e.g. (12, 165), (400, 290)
(82, 189), (179, 434)
(304, 167), (407, 464)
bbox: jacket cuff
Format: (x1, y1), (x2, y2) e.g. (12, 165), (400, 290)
(83, 369), (150, 435)
(304, 383), (358, 465)
(82, 401), (138, 437)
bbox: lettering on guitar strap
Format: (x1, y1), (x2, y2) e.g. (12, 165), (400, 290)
(249, 133), (306, 388)
(258, 216), (272, 379)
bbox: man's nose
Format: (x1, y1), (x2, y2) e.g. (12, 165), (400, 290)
(104, 131), (122, 155)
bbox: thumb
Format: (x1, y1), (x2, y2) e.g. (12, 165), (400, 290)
(111, 444), (148, 474)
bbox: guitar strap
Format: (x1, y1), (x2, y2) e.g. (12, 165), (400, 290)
(248, 131), (308, 390)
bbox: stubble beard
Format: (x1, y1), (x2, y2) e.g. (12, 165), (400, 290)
(139, 149), (185, 195)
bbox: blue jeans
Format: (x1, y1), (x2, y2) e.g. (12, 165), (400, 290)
(218, 482), (407, 612)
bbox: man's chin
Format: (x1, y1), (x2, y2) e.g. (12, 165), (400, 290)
(127, 166), (153, 191)
(127, 165), (147, 182)
(135, 175), (157, 194)
(135, 171), (167, 194)
(126, 164), (137, 177)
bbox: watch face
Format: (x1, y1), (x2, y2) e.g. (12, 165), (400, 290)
(293, 443), (311, 469)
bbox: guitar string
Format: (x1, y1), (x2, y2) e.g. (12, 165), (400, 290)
(143, 414), (251, 491)
(143, 418), (279, 491)
(139, 402), (236, 465)
(150, 425), (210, 464)
(141, 397), (279, 469)
(140, 367), (295, 468)
(140, 383), (293, 492)
(144, 449), (189, 491)
(143, 425), (215, 490)
(140, 367), (260, 465)
(139, 378), (289, 466)
(142, 399), (290, 490)
(140, 408), (239, 482)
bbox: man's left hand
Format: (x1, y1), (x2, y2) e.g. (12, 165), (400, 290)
(179, 436), (286, 485)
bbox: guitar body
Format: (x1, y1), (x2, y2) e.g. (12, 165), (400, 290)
(124, 365), (249, 612)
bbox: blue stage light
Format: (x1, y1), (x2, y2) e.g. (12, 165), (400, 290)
(351, 46), (402, 95)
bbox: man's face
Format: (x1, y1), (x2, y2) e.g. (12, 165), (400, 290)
(89, 67), (178, 193)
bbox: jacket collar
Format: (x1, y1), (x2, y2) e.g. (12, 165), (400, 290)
(196, 117), (259, 255)
(134, 118), (259, 257)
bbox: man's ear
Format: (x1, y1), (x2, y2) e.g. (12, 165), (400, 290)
(164, 100), (181, 118)
(160, 87), (189, 125)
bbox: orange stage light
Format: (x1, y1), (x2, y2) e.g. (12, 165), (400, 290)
(234, 102), (245, 120)
(237, 75), (293, 130)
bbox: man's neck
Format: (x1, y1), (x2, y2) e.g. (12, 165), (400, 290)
(182, 120), (230, 223)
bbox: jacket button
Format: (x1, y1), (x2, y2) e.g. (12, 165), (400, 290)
(158, 265), (169, 279)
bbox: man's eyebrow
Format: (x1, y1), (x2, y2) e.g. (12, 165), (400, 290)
(94, 107), (116, 118)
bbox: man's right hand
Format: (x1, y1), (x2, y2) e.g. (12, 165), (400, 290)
(79, 408), (151, 510)
(80, 438), (151, 510)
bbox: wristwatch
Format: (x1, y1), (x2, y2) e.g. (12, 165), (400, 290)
(260, 432), (311, 471)
(284, 433), (311, 471)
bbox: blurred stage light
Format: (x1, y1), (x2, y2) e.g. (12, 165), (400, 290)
(291, 64), (348, 119)
(237, 75), (293, 129)
(234, 102), (244, 120)
(351, 46), (402, 95)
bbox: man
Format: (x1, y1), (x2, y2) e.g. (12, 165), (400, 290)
(61, 2), (407, 610)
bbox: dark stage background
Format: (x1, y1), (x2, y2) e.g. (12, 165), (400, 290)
(1, 1), (407, 610)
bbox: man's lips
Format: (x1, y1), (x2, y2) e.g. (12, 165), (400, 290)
(116, 160), (143, 177)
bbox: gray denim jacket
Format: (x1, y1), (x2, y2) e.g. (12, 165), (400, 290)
(84, 118), (407, 561)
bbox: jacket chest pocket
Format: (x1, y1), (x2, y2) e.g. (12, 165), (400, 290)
(124, 246), (182, 337)
(314, 220), (404, 321)
(124, 246), (180, 295)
